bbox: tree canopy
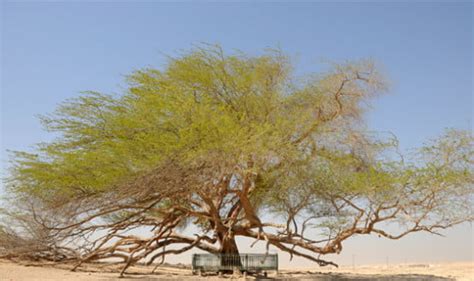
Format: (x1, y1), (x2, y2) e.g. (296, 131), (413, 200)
(1, 45), (473, 276)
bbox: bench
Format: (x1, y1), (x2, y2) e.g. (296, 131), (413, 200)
(191, 253), (278, 275)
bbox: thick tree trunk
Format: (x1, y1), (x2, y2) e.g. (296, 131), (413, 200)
(218, 232), (241, 270)
(219, 235), (239, 254)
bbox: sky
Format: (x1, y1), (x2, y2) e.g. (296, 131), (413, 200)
(0, 1), (472, 267)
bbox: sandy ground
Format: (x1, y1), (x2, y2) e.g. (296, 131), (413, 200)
(0, 260), (472, 280)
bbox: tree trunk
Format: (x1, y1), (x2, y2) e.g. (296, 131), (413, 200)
(219, 235), (239, 255)
(218, 232), (241, 270)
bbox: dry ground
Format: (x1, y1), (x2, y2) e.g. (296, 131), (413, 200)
(0, 259), (472, 280)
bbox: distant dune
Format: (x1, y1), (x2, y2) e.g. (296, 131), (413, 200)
(0, 259), (472, 280)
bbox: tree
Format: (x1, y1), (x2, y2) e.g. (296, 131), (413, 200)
(1, 45), (473, 276)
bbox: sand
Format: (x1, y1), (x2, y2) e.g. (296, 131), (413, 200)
(0, 260), (472, 280)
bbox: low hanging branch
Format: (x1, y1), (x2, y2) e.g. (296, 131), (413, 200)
(1, 45), (472, 277)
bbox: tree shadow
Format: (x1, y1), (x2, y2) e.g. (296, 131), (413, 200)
(270, 273), (455, 281)
(96, 272), (455, 281)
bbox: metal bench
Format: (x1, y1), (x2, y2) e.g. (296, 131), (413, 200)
(192, 253), (278, 275)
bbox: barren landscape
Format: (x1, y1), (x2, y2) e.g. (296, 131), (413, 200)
(0, 260), (472, 281)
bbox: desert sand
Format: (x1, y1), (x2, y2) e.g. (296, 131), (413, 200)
(0, 260), (472, 280)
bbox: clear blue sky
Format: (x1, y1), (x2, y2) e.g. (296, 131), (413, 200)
(1, 1), (472, 266)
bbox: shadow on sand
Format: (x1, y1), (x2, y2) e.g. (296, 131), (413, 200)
(263, 273), (455, 281)
(106, 273), (455, 281)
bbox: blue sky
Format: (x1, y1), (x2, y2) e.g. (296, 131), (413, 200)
(1, 1), (472, 266)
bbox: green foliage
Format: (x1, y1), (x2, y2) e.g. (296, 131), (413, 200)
(6, 45), (472, 218)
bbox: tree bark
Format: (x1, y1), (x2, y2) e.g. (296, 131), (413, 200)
(218, 232), (241, 270)
(219, 235), (239, 255)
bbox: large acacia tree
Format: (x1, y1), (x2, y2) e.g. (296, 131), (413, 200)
(1, 45), (473, 276)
